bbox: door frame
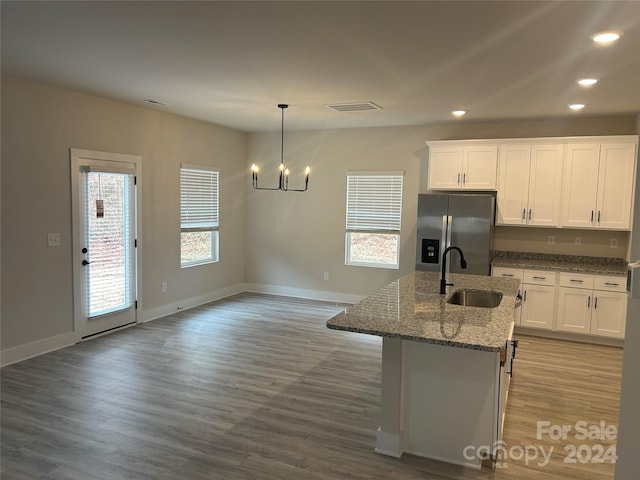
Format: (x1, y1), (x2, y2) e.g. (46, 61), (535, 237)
(70, 148), (143, 341)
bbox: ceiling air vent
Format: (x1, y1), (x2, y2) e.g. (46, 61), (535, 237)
(327, 102), (382, 112)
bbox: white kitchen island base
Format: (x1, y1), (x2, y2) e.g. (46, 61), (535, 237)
(376, 335), (511, 469)
(326, 272), (520, 470)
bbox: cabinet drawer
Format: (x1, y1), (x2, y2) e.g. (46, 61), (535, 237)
(559, 272), (594, 289)
(593, 275), (626, 292)
(492, 266), (524, 281)
(523, 269), (556, 286)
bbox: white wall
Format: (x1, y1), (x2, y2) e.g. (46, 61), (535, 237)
(246, 116), (638, 301)
(614, 115), (640, 479)
(2, 73), (638, 363)
(1, 75), (247, 360)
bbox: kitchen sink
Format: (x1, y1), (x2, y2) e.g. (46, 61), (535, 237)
(446, 289), (503, 308)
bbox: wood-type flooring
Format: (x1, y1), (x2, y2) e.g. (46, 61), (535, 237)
(1, 293), (624, 479)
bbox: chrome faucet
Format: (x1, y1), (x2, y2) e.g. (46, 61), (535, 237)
(440, 246), (467, 294)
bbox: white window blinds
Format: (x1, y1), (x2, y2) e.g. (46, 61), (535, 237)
(180, 166), (219, 230)
(346, 173), (403, 232)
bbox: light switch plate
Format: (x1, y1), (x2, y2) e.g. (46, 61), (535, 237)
(47, 233), (60, 247)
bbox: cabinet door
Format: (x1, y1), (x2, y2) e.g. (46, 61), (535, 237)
(521, 284), (555, 329)
(462, 145), (498, 190)
(556, 287), (592, 334)
(428, 147), (463, 190)
(528, 145), (564, 226)
(591, 291), (627, 338)
(496, 145), (530, 225)
(561, 144), (600, 228)
(596, 143), (637, 230)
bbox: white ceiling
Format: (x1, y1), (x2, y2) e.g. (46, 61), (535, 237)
(2, 1), (639, 132)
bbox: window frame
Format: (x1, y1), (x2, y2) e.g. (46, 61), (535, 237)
(344, 171), (404, 269)
(180, 164), (220, 268)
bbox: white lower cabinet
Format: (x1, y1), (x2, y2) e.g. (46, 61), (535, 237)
(591, 291), (628, 338)
(492, 267), (524, 325)
(557, 287), (592, 334)
(556, 273), (627, 339)
(492, 266), (627, 339)
(521, 270), (557, 330)
(491, 267), (557, 328)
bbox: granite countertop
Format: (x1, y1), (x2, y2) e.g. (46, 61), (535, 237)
(326, 271), (520, 352)
(492, 251), (628, 276)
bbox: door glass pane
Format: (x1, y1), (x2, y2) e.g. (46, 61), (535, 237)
(85, 172), (132, 317)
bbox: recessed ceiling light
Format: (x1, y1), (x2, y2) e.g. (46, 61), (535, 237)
(577, 78), (598, 86)
(590, 31), (622, 44)
(452, 110), (466, 117)
(569, 104), (585, 111)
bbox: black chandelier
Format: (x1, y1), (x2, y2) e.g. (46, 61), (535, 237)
(251, 104), (310, 192)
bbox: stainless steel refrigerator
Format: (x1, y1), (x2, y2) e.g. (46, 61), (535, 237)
(416, 193), (495, 275)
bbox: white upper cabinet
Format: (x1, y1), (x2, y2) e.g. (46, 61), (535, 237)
(428, 146), (464, 190)
(497, 144), (564, 226)
(561, 142), (637, 230)
(428, 144), (498, 190)
(596, 143), (637, 230)
(463, 145), (499, 190)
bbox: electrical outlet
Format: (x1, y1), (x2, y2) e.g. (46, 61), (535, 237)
(47, 233), (60, 247)
(162, 282), (168, 292)
(610, 239), (618, 249)
(575, 237), (582, 246)
(547, 235), (555, 245)
(323, 272), (329, 281)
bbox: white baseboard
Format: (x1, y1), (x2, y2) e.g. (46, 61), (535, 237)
(1, 331), (76, 367)
(142, 283), (247, 322)
(245, 283), (363, 305)
(375, 427), (403, 458)
(515, 326), (625, 347)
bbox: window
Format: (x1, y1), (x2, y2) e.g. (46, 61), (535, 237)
(345, 172), (403, 269)
(180, 165), (219, 267)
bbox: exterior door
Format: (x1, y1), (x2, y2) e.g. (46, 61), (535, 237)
(71, 149), (141, 339)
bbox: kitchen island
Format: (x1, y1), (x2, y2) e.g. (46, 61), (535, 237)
(327, 271), (520, 469)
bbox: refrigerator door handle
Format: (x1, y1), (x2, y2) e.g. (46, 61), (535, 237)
(446, 215), (453, 250)
(440, 215), (448, 260)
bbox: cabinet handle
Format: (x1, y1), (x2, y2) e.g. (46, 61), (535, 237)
(591, 210), (594, 223)
(522, 208), (526, 220)
(604, 282), (619, 286)
(457, 173), (461, 185)
(597, 210), (601, 223)
(533, 276), (546, 280)
(523, 290), (527, 302)
(587, 296), (591, 308)
(594, 297), (598, 309)
(463, 173), (466, 184)
(570, 279), (584, 283)
(502, 273), (515, 277)
(528, 209), (532, 220)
